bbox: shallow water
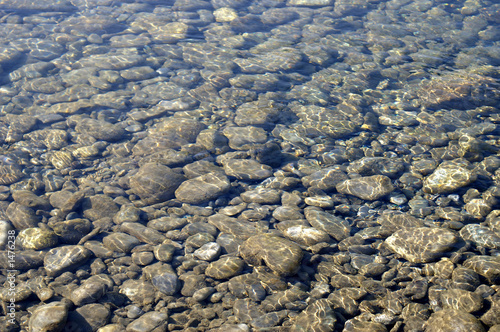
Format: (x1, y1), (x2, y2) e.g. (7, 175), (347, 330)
(0, 0), (499, 331)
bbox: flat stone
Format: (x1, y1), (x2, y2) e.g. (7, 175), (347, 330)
(424, 309), (485, 332)
(239, 234), (303, 276)
(423, 159), (477, 194)
(385, 227), (459, 263)
(205, 256), (244, 279)
(463, 255), (500, 283)
(29, 302), (68, 332)
(223, 159), (273, 181)
(44, 245), (91, 277)
(240, 188), (281, 204)
(459, 224), (500, 249)
(129, 163), (186, 204)
(304, 207), (351, 241)
(175, 172), (230, 204)
(336, 175), (394, 200)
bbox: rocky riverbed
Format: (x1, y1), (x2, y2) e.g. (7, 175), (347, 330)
(0, 0), (499, 331)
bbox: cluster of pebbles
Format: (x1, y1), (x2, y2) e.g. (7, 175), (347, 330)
(0, 0), (500, 331)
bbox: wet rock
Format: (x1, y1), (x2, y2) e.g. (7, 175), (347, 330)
(120, 279), (156, 306)
(290, 298), (336, 331)
(287, 0), (332, 5)
(120, 222), (165, 245)
(194, 242), (221, 261)
(126, 311), (168, 332)
(12, 190), (51, 210)
(50, 218), (93, 245)
(17, 228), (58, 250)
(463, 256), (500, 283)
(283, 225), (330, 246)
(145, 262), (180, 296)
(385, 227), (459, 263)
(129, 163), (186, 204)
(240, 188), (281, 204)
(291, 104), (361, 139)
(440, 288), (483, 313)
(75, 118), (125, 142)
(302, 167), (349, 191)
(67, 303), (110, 332)
(347, 157), (405, 179)
(82, 195), (119, 221)
(175, 172), (230, 204)
(343, 318), (387, 332)
(208, 214), (264, 240)
(423, 159), (477, 194)
(206, 256), (244, 279)
(29, 301), (68, 332)
(336, 175), (394, 201)
(424, 309), (485, 332)
(102, 232), (140, 253)
(223, 126), (268, 150)
(234, 100), (282, 127)
(377, 211), (425, 233)
(149, 117), (206, 143)
(44, 245), (91, 277)
(0, 250), (45, 270)
(223, 159), (273, 181)
(459, 224), (500, 249)
(6, 202), (41, 229)
(304, 207), (351, 241)
(234, 47), (303, 73)
(239, 234), (303, 276)
(71, 275), (113, 306)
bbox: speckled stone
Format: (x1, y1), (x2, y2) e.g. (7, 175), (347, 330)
(423, 159), (477, 194)
(239, 234), (303, 276)
(385, 227), (459, 263)
(336, 175), (394, 200)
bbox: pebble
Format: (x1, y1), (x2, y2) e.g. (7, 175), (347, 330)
(175, 172), (230, 204)
(423, 159), (477, 194)
(336, 175), (395, 201)
(239, 234), (303, 276)
(385, 227), (459, 263)
(29, 302), (68, 332)
(44, 245), (92, 277)
(424, 309), (485, 332)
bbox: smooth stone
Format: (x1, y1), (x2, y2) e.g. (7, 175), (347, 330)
(145, 263), (180, 296)
(102, 232), (140, 253)
(119, 279), (156, 306)
(336, 175), (394, 200)
(50, 218), (92, 244)
(424, 309), (485, 332)
(17, 227), (58, 250)
(290, 298), (336, 331)
(6, 202), (40, 229)
(385, 227), (459, 263)
(304, 207), (351, 241)
(282, 225), (331, 246)
(459, 224), (500, 249)
(223, 126), (268, 150)
(239, 234), (303, 276)
(175, 172), (230, 204)
(71, 275), (113, 306)
(129, 163), (186, 204)
(194, 242), (221, 261)
(347, 157), (405, 179)
(463, 255), (500, 283)
(126, 312), (168, 332)
(29, 302), (68, 332)
(75, 118), (125, 142)
(208, 214), (264, 240)
(240, 188), (281, 204)
(440, 288), (483, 313)
(223, 159), (273, 181)
(205, 256), (244, 279)
(120, 222), (165, 245)
(82, 194), (120, 221)
(67, 303), (110, 332)
(423, 159), (477, 194)
(44, 245), (91, 277)
(0, 250), (45, 270)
